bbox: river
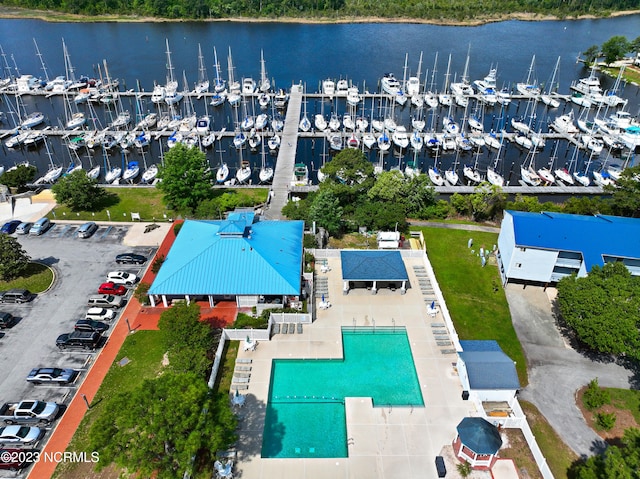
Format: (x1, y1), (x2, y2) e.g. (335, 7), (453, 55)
(0, 16), (638, 186)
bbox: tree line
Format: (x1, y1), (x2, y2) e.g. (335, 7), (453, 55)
(2, 0), (637, 20)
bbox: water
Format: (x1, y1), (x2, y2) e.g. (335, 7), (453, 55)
(0, 16), (639, 184)
(261, 328), (423, 458)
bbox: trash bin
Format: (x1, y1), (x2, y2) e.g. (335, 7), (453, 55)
(462, 390), (469, 400)
(435, 456), (446, 477)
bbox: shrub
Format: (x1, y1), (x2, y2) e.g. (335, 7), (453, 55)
(303, 234), (317, 249)
(595, 412), (616, 431)
(231, 312), (268, 329)
(583, 378), (610, 410)
(173, 222), (183, 235)
(151, 254), (165, 274)
(457, 461), (472, 478)
(134, 282), (151, 305)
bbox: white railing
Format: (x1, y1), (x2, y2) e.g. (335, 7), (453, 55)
(520, 419), (555, 479)
(224, 328), (271, 341)
(207, 333), (227, 389)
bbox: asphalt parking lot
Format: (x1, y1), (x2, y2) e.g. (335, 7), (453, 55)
(0, 223), (155, 476)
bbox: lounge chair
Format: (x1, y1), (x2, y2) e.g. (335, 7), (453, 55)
(288, 323), (295, 334)
(281, 323), (289, 334)
(297, 323), (303, 334)
(272, 323), (281, 335)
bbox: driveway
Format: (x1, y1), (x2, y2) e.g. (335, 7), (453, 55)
(505, 283), (635, 456)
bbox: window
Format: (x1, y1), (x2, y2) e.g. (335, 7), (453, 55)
(515, 263), (522, 268)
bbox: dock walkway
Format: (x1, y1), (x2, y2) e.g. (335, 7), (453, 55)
(267, 84), (303, 219)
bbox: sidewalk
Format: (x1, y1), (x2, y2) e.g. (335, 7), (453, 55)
(27, 220), (180, 479)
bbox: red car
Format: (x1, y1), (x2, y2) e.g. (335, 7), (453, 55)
(98, 282), (127, 296)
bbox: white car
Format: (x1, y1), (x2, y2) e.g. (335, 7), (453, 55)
(105, 271), (138, 286)
(0, 425), (43, 446)
(85, 308), (116, 322)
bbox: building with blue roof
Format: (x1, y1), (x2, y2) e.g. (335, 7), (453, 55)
(340, 250), (409, 294)
(497, 210), (640, 285)
(148, 211), (304, 308)
(457, 340), (520, 404)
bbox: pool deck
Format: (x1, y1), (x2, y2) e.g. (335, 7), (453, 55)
(233, 255), (479, 479)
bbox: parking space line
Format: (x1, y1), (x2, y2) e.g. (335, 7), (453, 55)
(100, 226), (113, 239)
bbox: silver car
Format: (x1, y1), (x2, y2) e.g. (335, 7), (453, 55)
(77, 222), (98, 239)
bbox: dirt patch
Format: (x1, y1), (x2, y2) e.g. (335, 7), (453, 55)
(55, 460), (123, 479)
(576, 386), (639, 443)
(499, 428), (543, 479)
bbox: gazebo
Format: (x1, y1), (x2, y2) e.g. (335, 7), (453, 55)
(340, 250), (409, 295)
(453, 417), (503, 469)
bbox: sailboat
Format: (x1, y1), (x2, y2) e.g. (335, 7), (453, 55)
(463, 150), (482, 185)
(553, 142), (575, 185)
(164, 39), (183, 106)
(193, 44), (209, 98)
(424, 52), (439, 109)
(299, 88), (311, 132)
(541, 56), (561, 108)
(258, 136), (273, 183)
(258, 50), (271, 93)
(450, 45), (474, 107)
(235, 153), (252, 184)
(216, 145), (229, 184)
(226, 47), (241, 107)
(141, 164), (158, 184)
(486, 135), (505, 187)
(122, 160), (140, 183)
(104, 152), (122, 184)
(520, 149), (542, 186)
(428, 152), (445, 186)
(42, 140), (63, 184)
(516, 55), (541, 97)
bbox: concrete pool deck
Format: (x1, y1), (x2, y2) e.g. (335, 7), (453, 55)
(232, 255), (479, 479)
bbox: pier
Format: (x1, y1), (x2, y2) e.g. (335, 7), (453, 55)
(268, 84), (303, 219)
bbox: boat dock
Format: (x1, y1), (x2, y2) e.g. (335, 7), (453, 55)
(268, 84), (303, 219)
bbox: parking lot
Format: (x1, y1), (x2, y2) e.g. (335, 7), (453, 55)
(0, 222), (156, 476)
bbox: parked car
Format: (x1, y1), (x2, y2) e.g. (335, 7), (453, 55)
(56, 331), (102, 350)
(0, 221), (21, 234)
(85, 307), (116, 321)
(0, 447), (32, 470)
(26, 368), (78, 385)
(15, 222), (32, 235)
(0, 426), (43, 447)
(0, 290), (32, 304)
(0, 400), (60, 425)
(98, 282), (127, 296)
(87, 294), (124, 309)
(106, 271), (138, 285)
(74, 319), (109, 333)
(0, 312), (16, 329)
(77, 221), (98, 239)
(29, 217), (50, 236)
(115, 253), (147, 265)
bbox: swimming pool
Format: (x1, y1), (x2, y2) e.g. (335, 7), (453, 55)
(261, 327), (424, 458)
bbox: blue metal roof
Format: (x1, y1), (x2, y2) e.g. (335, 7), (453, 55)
(459, 340), (520, 390)
(149, 218), (304, 296)
(340, 251), (409, 281)
(508, 210), (640, 272)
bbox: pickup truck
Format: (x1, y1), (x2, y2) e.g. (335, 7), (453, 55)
(0, 401), (59, 425)
(56, 331), (102, 350)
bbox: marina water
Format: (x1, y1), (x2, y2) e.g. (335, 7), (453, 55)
(0, 16), (639, 186)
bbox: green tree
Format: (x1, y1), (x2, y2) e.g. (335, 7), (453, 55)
(582, 45), (600, 65)
(367, 170), (405, 203)
(601, 35), (629, 65)
(309, 189), (343, 235)
(158, 302), (215, 376)
(1, 164), (37, 191)
(557, 262), (640, 359)
(157, 143), (214, 213)
(631, 36), (640, 54)
(89, 372), (236, 479)
(468, 182), (506, 221)
(51, 169), (112, 211)
(0, 234), (30, 280)
(607, 165), (640, 217)
(319, 149), (374, 187)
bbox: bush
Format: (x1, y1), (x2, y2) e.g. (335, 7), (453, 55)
(303, 234), (317, 249)
(457, 461), (472, 478)
(595, 412), (616, 431)
(231, 312), (268, 329)
(418, 200), (451, 220)
(151, 254), (165, 274)
(134, 282), (151, 305)
(173, 222), (183, 235)
(583, 378), (610, 410)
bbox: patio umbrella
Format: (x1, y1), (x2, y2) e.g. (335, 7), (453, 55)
(430, 300), (435, 310)
(322, 294), (325, 303)
(232, 388), (246, 407)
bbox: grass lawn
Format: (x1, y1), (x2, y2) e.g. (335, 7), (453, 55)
(608, 388), (640, 424)
(48, 187), (269, 222)
(0, 262), (54, 293)
(416, 226), (528, 385)
(54, 330), (166, 478)
(520, 400), (578, 478)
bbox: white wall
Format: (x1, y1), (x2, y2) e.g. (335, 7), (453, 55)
(507, 247), (559, 282)
(474, 389), (518, 403)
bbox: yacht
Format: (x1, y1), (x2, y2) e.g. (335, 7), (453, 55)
(381, 73), (401, 95)
(392, 126), (409, 150)
(242, 78), (256, 95)
(322, 79), (335, 98)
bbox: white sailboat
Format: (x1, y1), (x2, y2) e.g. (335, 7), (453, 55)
(42, 140), (63, 184)
(428, 153), (445, 186)
(164, 39), (183, 106)
(227, 47), (241, 107)
(540, 56), (561, 108)
(193, 44), (209, 98)
(516, 55), (541, 97)
(258, 50), (271, 93)
(258, 136), (273, 183)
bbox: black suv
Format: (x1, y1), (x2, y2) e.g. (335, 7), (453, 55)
(0, 313), (16, 329)
(56, 331), (102, 350)
(115, 253), (147, 265)
(74, 319), (109, 333)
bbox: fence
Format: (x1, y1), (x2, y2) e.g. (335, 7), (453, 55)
(269, 312), (312, 324)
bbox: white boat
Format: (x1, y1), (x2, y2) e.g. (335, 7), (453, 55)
(362, 132), (376, 150)
(346, 86), (361, 107)
(355, 117), (369, 132)
(241, 115), (254, 131)
(343, 114), (355, 131)
(233, 131), (247, 149)
(258, 92), (270, 109)
(551, 111), (578, 135)
(87, 164), (101, 181)
(242, 78), (256, 95)
(593, 170), (613, 187)
(381, 73), (401, 95)
(377, 131), (391, 152)
(23, 130), (45, 148)
(105, 166), (122, 184)
(248, 130), (261, 149)
(484, 132), (501, 150)
(497, 88), (512, 105)
(486, 167), (504, 187)
(322, 79), (336, 98)
(554, 167), (574, 185)
(134, 131), (151, 149)
(268, 134), (281, 152)
(111, 110), (131, 129)
(212, 47), (227, 93)
(581, 135), (603, 154)
(258, 50), (271, 93)
(571, 92), (592, 108)
(520, 165), (541, 186)
(163, 40), (183, 106)
(299, 114), (311, 133)
(443, 117), (459, 135)
(66, 112), (86, 129)
(573, 170), (590, 187)
(328, 114), (341, 131)
(463, 165), (482, 184)
(236, 160), (252, 183)
(273, 89), (289, 109)
(292, 163), (309, 186)
(392, 126), (409, 149)
(515, 134), (533, 150)
(140, 163), (158, 184)
(201, 132), (216, 149)
(541, 58), (561, 109)
(21, 111), (45, 128)
(137, 112), (158, 130)
(410, 131), (423, 151)
(327, 132), (343, 151)
(428, 166), (445, 186)
(216, 163), (229, 183)
(122, 161), (140, 182)
(255, 113), (269, 131)
(347, 133), (360, 149)
(151, 83), (166, 104)
(259, 165), (273, 184)
(336, 79), (349, 97)
(412, 117), (426, 132)
(537, 167), (556, 185)
(444, 168), (459, 186)
(515, 55), (541, 97)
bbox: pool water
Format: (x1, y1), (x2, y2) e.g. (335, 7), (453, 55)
(261, 327), (424, 458)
